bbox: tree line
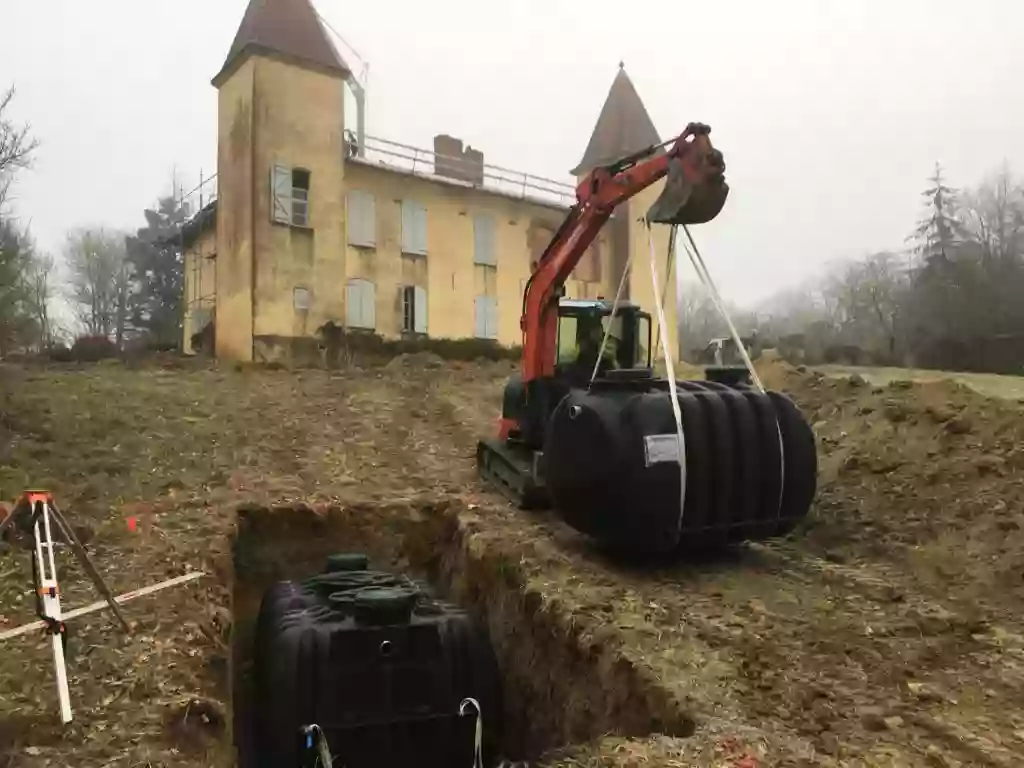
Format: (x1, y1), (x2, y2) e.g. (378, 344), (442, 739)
(0, 85), (188, 359)
(682, 162), (1024, 374)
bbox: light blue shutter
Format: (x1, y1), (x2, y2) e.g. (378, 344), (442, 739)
(474, 297), (497, 339)
(401, 202), (415, 253)
(363, 193), (376, 246)
(474, 297), (487, 338)
(345, 281), (361, 327)
(346, 279), (376, 329)
(271, 165), (291, 223)
(363, 281), (376, 329)
(413, 286), (427, 333)
(402, 201), (427, 255)
(348, 190), (376, 247)
(473, 215), (496, 265)
(415, 206), (428, 254)
(486, 297), (498, 339)
(347, 192), (360, 245)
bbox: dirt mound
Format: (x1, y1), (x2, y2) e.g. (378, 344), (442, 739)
(4, 360), (1024, 767)
(760, 356), (1024, 614)
(384, 350), (445, 371)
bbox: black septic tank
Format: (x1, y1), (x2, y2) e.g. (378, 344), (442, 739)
(253, 555), (502, 768)
(542, 380), (817, 555)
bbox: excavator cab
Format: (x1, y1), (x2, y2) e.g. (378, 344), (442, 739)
(555, 299), (652, 382)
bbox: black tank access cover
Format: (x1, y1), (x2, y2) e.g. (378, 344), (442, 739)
(253, 556), (502, 768)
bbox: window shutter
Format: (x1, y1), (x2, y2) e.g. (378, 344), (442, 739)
(271, 165), (291, 224)
(401, 202), (415, 253)
(486, 297), (498, 339)
(347, 192), (360, 244)
(413, 286), (427, 333)
(346, 279), (375, 329)
(346, 281), (361, 327)
(415, 206), (428, 254)
(363, 281), (376, 330)
(474, 297), (486, 338)
(348, 190), (376, 247)
(402, 201), (428, 255)
(473, 215), (496, 266)
(363, 193), (376, 246)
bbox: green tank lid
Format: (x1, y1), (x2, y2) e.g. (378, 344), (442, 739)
(324, 553), (369, 573)
(353, 587), (418, 626)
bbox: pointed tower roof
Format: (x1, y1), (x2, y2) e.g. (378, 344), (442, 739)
(213, 0), (350, 87)
(570, 64), (661, 176)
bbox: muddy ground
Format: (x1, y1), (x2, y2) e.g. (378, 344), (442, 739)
(0, 354), (1022, 767)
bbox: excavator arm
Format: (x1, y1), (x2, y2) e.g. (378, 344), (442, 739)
(520, 122), (728, 382)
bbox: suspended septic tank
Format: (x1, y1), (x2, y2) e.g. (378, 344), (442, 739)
(542, 379), (818, 555)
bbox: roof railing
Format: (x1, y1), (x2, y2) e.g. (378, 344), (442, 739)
(348, 133), (577, 208)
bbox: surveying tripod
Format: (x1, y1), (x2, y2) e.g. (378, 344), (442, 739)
(0, 491), (130, 723)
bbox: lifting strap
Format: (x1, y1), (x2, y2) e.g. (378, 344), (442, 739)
(676, 225), (786, 521)
(678, 225), (765, 393)
(587, 242), (635, 390)
(645, 224), (688, 534)
(459, 697), (484, 768)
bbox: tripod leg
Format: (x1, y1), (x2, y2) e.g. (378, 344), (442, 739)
(0, 508), (16, 538)
(0, 495), (30, 538)
(48, 504), (131, 634)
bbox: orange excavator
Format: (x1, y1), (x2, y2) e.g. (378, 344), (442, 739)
(476, 123), (817, 556)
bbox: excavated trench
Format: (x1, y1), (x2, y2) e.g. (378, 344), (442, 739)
(229, 497), (694, 766)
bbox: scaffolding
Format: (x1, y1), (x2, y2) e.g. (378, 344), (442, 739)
(177, 172), (219, 354)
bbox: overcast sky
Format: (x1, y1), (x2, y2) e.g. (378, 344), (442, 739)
(2, 0), (1021, 311)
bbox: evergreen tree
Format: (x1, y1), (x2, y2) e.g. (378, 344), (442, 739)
(909, 162), (968, 265)
(124, 196), (189, 346)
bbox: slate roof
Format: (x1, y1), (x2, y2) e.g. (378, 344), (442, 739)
(213, 0), (350, 86)
(570, 64), (661, 176)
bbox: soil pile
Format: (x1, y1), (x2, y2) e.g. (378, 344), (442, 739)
(1, 358), (1023, 767)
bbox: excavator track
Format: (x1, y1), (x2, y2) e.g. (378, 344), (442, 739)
(476, 439), (548, 510)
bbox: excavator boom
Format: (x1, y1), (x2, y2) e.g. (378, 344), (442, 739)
(520, 122), (728, 383)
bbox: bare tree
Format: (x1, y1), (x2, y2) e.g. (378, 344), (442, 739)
(959, 165), (1024, 265)
(677, 280), (721, 350)
(677, 280), (761, 361)
(830, 252), (909, 359)
(0, 86), (40, 211)
(0, 217), (34, 354)
(26, 251), (54, 345)
(64, 227), (130, 341)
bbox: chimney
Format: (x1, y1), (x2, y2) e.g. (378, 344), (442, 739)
(433, 134), (484, 186)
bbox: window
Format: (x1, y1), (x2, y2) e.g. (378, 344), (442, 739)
(293, 287), (311, 312)
(556, 314), (579, 365)
(637, 314), (651, 368)
(271, 165), (311, 227)
(345, 279), (376, 329)
(556, 311), (650, 369)
(474, 296), (498, 340)
(347, 190), (376, 247)
(473, 214), (496, 266)
(401, 201), (428, 255)
(401, 285), (428, 334)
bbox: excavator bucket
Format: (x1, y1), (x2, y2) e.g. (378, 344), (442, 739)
(646, 149), (729, 226)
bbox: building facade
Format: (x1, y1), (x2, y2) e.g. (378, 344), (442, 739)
(182, 0), (679, 362)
